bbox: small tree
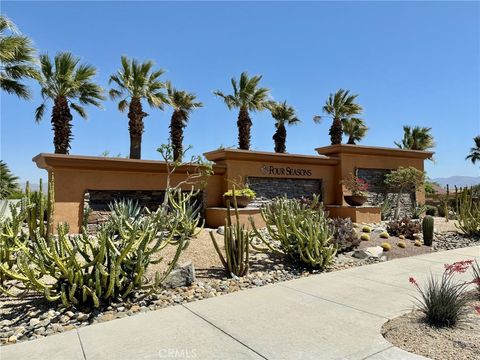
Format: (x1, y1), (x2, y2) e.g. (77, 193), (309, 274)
(385, 167), (425, 219)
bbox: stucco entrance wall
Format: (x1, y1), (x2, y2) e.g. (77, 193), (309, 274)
(203, 149), (339, 205)
(33, 154), (225, 233)
(315, 145), (433, 206)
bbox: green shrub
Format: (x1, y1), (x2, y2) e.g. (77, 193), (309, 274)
(409, 260), (474, 327)
(425, 205), (437, 216)
(210, 197), (251, 277)
(329, 217), (360, 253)
(223, 188), (256, 199)
(251, 196), (337, 269)
(387, 217), (421, 239)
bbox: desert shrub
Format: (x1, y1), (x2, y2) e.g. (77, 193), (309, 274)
(473, 260), (480, 294)
(329, 217), (360, 253)
(425, 205), (437, 216)
(387, 217), (421, 239)
(409, 260), (474, 327)
(251, 196), (337, 269)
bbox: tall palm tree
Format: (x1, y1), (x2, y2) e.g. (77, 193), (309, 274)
(0, 15), (39, 99)
(394, 126), (435, 151)
(166, 81), (203, 161)
(34, 52), (104, 154)
(267, 101), (301, 153)
(109, 56), (167, 159)
(342, 117), (368, 145)
(0, 160), (19, 199)
(214, 72), (270, 150)
(466, 135), (480, 165)
(314, 89), (362, 145)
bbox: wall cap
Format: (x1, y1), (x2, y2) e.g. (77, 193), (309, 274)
(315, 144), (434, 159)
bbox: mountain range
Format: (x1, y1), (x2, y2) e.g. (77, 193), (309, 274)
(431, 176), (480, 188)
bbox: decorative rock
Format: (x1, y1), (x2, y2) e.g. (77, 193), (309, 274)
(216, 226), (225, 235)
(29, 318), (40, 327)
(353, 246), (384, 259)
(163, 262), (196, 288)
(8, 335), (17, 343)
(252, 279), (264, 286)
(76, 313), (88, 322)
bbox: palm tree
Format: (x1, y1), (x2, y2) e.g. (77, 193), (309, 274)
(214, 72), (270, 150)
(166, 82), (203, 161)
(466, 136), (480, 165)
(314, 89), (362, 145)
(0, 15), (39, 99)
(267, 101), (301, 153)
(34, 52), (104, 154)
(109, 56), (167, 159)
(0, 161), (19, 199)
(394, 126), (435, 151)
(342, 117), (368, 145)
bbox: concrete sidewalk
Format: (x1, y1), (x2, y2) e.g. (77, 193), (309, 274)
(1, 246), (479, 360)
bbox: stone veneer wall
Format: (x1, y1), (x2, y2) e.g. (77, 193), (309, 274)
(246, 177), (322, 207)
(356, 168), (415, 219)
(84, 190), (204, 232)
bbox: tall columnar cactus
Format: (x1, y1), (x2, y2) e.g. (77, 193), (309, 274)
(250, 196), (337, 269)
(210, 196), (250, 277)
(422, 215), (434, 246)
(0, 198), (187, 307)
(456, 187), (480, 237)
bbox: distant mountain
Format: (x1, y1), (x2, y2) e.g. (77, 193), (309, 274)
(432, 176), (480, 188)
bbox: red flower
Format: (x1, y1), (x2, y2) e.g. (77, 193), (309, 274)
(409, 277), (418, 286)
(475, 306), (480, 315)
(444, 260), (473, 275)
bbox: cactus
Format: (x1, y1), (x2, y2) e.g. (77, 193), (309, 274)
(210, 195), (250, 277)
(456, 188), (480, 237)
(250, 196), (337, 269)
(380, 231), (389, 239)
(414, 240), (422, 247)
(422, 215), (434, 246)
(381, 242), (391, 251)
(360, 234), (370, 241)
(362, 226), (371, 233)
(0, 181), (187, 307)
(397, 241), (406, 248)
(165, 188), (203, 239)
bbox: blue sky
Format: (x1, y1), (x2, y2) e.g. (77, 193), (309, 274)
(1, 1), (479, 183)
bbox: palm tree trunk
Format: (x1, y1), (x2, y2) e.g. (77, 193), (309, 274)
(237, 106), (252, 150)
(170, 110), (185, 162)
(273, 123), (287, 153)
(347, 136), (356, 145)
(128, 97), (147, 159)
(51, 96), (73, 154)
(329, 117), (343, 145)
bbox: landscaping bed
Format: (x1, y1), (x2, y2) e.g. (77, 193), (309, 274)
(382, 294), (480, 360)
(1, 224), (479, 346)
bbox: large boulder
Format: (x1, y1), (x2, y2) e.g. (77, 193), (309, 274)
(163, 261), (196, 288)
(353, 246), (384, 259)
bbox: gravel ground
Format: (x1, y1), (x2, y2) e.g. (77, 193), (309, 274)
(382, 295), (480, 360)
(1, 225), (479, 346)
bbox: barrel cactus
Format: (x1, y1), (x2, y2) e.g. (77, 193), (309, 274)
(422, 215), (434, 246)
